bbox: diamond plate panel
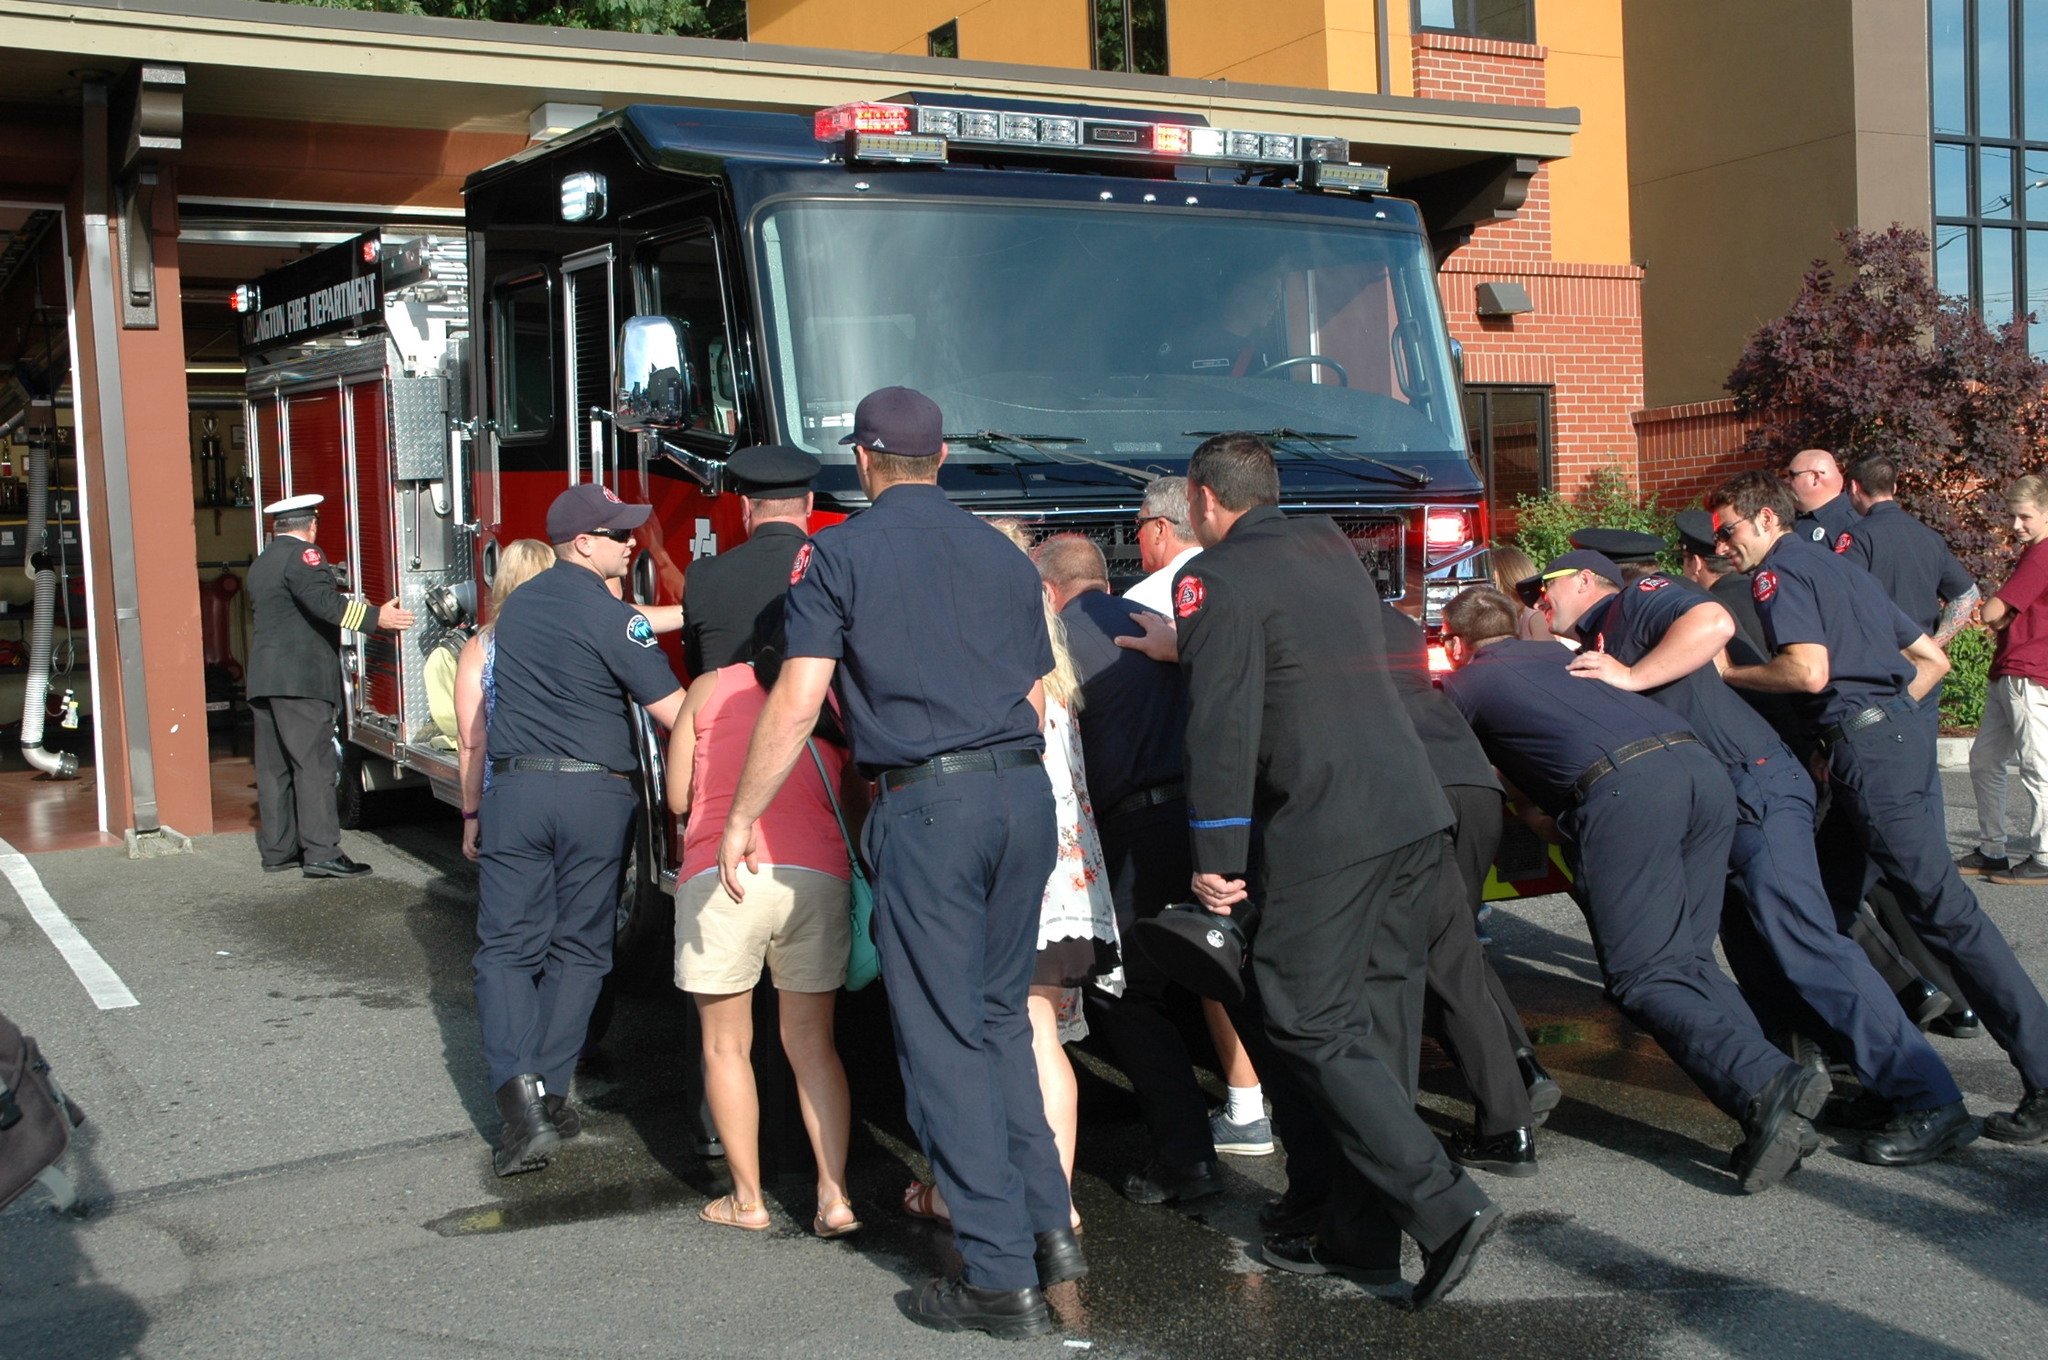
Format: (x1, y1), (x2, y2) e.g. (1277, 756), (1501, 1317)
(391, 376), (447, 480)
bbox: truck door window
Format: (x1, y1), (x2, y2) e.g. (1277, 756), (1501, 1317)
(494, 272), (553, 440)
(640, 231), (738, 439)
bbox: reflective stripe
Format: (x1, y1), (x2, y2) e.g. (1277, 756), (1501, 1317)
(1189, 816), (1252, 829)
(341, 599), (367, 632)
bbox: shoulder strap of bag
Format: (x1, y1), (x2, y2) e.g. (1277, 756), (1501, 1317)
(806, 740), (859, 868)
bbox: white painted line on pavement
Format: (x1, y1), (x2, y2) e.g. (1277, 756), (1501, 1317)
(0, 835), (139, 1010)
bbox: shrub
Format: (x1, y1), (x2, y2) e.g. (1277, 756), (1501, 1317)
(1941, 626), (1991, 732)
(1509, 466), (1679, 572)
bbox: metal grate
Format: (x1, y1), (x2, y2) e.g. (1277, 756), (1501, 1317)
(565, 262), (613, 476)
(982, 510), (1405, 600)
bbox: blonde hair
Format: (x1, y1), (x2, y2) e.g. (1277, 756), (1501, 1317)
(987, 516), (1035, 551)
(987, 518), (1083, 712)
(484, 538), (553, 634)
(1490, 544), (1537, 596)
(2010, 474), (2048, 510)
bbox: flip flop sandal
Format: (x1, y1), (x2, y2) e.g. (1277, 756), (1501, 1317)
(699, 1194), (771, 1232)
(901, 1181), (952, 1224)
(813, 1196), (864, 1239)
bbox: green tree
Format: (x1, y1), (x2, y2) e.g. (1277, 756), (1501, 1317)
(271, 0), (746, 38)
(1509, 465), (1677, 573)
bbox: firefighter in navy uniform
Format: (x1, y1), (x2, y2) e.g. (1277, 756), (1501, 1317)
(1172, 433), (1501, 1312)
(1543, 549), (1973, 1166)
(680, 444), (820, 677)
(1786, 448), (1861, 546)
(1711, 469), (2048, 1147)
(247, 493), (414, 878)
(474, 484), (688, 1178)
(717, 387), (1072, 1340)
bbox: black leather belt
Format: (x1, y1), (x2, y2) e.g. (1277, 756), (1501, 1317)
(490, 756), (630, 780)
(1820, 695), (1914, 750)
(879, 747), (1041, 793)
(1103, 780), (1186, 822)
(1572, 732), (1698, 802)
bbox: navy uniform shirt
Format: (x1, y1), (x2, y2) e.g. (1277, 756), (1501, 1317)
(1174, 506), (1448, 886)
(1840, 500), (1975, 636)
(247, 533), (387, 706)
(486, 560), (683, 773)
(782, 482), (1050, 773)
(1440, 639), (1696, 816)
(1792, 491), (1860, 549)
(1381, 603), (1498, 792)
(1748, 532), (1921, 730)
(681, 520), (807, 678)
(1059, 588), (1186, 813)
(1572, 580), (1783, 768)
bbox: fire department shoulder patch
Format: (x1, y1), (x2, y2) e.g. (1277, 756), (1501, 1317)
(1834, 531), (1853, 554)
(626, 613), (656, 648)
(1636, 576), (1669, 592)
(1753, 569), (1778, 603)
(790, 543), (813, 585)
(1175, 575), (1205, 619)
(301, 547), (323, 567)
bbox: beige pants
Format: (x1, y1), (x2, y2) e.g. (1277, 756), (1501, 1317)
(1971, 674), (2048, 864)
(675, 865), (850, 994)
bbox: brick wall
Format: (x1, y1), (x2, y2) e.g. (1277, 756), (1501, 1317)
(1632, 399), (1767, 509)
(1411, 31), (1547, 107)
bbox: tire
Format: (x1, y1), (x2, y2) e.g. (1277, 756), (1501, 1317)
(335, 741), (368, 830)
(611, 800), (673, 990)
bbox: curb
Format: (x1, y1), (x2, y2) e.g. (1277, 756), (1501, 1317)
(1937, 735), (1973, 771)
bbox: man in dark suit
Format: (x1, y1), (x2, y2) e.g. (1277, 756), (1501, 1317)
(680, 444), (819, 676)
(246, 493), (413, 878)
(1173, 433), (1499, 1310)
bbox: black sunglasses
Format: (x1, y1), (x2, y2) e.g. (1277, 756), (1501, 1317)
(586, 527), (634, 543)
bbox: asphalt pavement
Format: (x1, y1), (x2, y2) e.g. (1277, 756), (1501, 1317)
(2, 772), (2045, 1358)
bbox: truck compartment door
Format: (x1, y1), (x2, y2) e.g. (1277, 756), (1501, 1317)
(562, 247), (614, 487)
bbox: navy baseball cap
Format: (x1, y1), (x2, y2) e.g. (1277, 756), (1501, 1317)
(1538, 549), (1624, 589)
(546, 483), (652, 543)
(839, 385), (943, 457)
(1569, 527), (1666, 565)
(727, 444), (821, 497)
(1673, 509), (1718, 558)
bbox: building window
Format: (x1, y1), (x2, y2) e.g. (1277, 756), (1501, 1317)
(1093, 0), (1167, 76)
(1463, 384), (1551, 522)
(1414, 0), (1535, 44)
(928, 20), (959, 59)
(1930, 0), (2048, 355)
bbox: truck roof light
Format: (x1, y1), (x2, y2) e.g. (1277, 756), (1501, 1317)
(846, 132), (950, 164)
(359, 237), (381, 264)
(228, 284), (258, 314)
(1304, 161), (1391, 195)
(1152, 124), (1191, 156)
(814, 103), (911, 140)
(560, 172), (607, 222)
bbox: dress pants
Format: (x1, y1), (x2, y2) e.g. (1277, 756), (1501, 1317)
(474, 769), (637, 1096)
(1972, 673), (2048, 864)
(1252, 831), (1491, 1264)
(1825, 713), (2048, 1092)
(251, 696), (342, 866)
(1562, 743), (1793, 1121)
(1443, 785), (1537, 1057)
(1082, 797), (1216, 1166)
(863, 762), (1066, 1293)
(1426, 785), (1533, 1135)
(1715, 753), (1960, 1111)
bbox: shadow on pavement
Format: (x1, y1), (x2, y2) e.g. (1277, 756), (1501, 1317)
(0, 1123), (151, 1359)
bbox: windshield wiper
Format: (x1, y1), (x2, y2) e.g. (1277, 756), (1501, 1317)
(947, 430), (1158, 488)
(1187, 427), (1433, 488)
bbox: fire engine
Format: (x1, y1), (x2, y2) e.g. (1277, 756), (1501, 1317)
(235, 93), (1515, 960)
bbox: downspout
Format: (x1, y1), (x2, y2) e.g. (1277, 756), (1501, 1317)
(80, 79), (161, 831)
(1376, 0), (1393, 96)
(18, 394), (78, 779)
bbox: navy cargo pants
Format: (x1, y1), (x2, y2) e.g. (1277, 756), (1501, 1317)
(1824, 711), (2048, 1093)
(474, 768), (637, 1097)
(863, 760), (1067, 1293)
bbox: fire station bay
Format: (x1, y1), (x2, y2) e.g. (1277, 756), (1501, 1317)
(4, 0), (1720, 853)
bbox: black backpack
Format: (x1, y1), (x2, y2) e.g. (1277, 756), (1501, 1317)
(0, 1010), (88, 1217)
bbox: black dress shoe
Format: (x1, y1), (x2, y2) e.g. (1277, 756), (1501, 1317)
(909, 1277), (1055, 1338)
(1731, 1063), (1831, 1193)
(1412, 1203), (1504, 1311)
(1121, 1157), (1223, 1205)
(1259, 1188), (1327, 1236)
(1985, 1088), (2048, 1144)
(1034, 1226), (1088, 1286)
(261, 859), (300, 873)
(1928, 1008), (1984, 1039)
(1896, 980), (1952, 1029)
(302, 855), (372, 879)
(1516, 1049), (1562, 1126)
(1446, 1126), (1537, 1178)
(1262, 1233), (1404, 1286)
(491, 1073), (560, 1177)
(543, 1092), (582, 1139)
(1860, 1101), (1979, 1166)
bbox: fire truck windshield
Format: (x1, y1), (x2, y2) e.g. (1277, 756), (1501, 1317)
(754, 198), (1469, 478)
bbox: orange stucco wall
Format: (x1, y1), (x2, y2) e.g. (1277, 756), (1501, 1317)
(751, 0), (1089, 67)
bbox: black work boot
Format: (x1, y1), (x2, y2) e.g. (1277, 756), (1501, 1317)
(543, 1092), (582, 1139)
(1859, 1101), (1979, 1166)
(493, 1074), (561, 1177)
(909, 1277), (1055, 1338)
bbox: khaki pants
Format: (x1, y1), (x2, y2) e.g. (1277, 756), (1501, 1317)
(1971, 674), (2048, 864)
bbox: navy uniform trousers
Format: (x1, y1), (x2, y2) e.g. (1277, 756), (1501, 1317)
(252, 695), (342, 867)
(474, 769), (638, 1097)
(1822, 712), (2048, 1092)
(1082, 798), (1216, 1166)
(1715, 754), (1960, 1111)
(863, 761), (1066, 1293)
(1563, 744), (1792, 1120)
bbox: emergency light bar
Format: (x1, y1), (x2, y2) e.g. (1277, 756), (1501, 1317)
(814, 100), (1379, 184)
(228, 284), (258, 314)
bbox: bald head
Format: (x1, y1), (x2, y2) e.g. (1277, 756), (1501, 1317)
(1784, 448), (1842, 513)
(1032, 533), (1110, 610)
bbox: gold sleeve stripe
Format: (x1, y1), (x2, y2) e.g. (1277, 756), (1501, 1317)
(341, 600), (367, 632)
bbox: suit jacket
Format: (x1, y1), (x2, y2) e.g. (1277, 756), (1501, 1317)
(1174, 505), (1450, 889)
(246, 533), (383, 705)
(681, 520), (807, 677)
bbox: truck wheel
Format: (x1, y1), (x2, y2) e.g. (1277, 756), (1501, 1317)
(611, 802), (673, 989)
(336, 741), (368, 830)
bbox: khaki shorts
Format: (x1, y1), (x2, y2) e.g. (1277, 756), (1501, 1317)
(675, 865), (850, 994)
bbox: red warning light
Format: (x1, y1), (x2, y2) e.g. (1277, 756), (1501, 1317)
(814, 103), (911, 140)
(1152, 124), (1192, 156)
(1425, 511), (1469, 549)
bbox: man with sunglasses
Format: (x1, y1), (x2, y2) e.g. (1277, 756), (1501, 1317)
(472, 483), (688, 1178)
(1783, 448), (1861, 548)
(1124, 476), (1203, 616)
(1710, 469), (2048, 1147)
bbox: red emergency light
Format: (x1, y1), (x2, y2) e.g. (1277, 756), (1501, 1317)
(228, 284), (258, 314)
(814, 103), (912, 140)
(1152, 124), (1192, 156)
(1425, 511), (1469, 549)
(1427, 643), (1453, 673)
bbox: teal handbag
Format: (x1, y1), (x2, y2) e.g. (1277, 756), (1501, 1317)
(809, 741), (880, 991)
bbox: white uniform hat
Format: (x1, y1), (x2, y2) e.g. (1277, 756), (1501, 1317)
(262, 493), (325, 516)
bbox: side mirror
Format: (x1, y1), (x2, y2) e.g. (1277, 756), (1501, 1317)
(615, 315), (695, 434)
